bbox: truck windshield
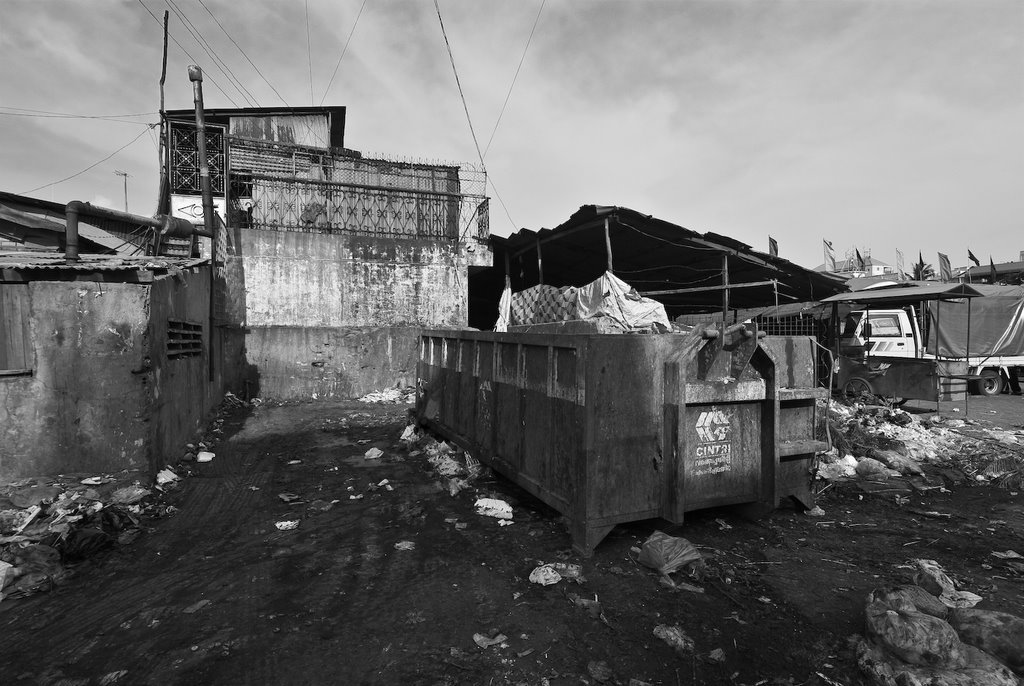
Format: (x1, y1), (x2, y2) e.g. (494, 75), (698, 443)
(866, 314), (902, 337)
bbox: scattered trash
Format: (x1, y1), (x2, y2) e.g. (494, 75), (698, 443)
(394, 541), (416, 551)
(182, 599), (211, 614)
(80, 476), (113, 486)
(111, 486), (151, 505)
(306, 499), (335, 512)
(914, 559), (982, 608)
(196, 451), (215, 463)
(278, 493), (301, 503)
(991, 550), (1023, 560)
(155, 469), (179, 486)
(274, 520), (299, 531)
(399, 425), (418, 443)
(472, 631), (508, 649)
(707, 648), (726, 663)
(948, 608), (1024, 675)
(364, 447), (384, 460)
(635, 531), (703, 587)
(358, 387), (416, 404)
(98, 670), (129, 685)
(568, 592), (608, 623)
(714, 518), (732, 531)
(653, 624), (695, 654)
(475, 498), (513, 520)
(805, 506), (827, 517)
(529, 565), (562, 586)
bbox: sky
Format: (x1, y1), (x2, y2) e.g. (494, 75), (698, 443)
(1, 0), (1021, 271)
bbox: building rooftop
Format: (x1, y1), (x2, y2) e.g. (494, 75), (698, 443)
(0, 252), (207, 283)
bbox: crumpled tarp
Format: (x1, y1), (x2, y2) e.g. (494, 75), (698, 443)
(504, 271), (669, 332)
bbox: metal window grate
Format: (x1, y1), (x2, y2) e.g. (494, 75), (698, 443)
(167, 320), (203, 359)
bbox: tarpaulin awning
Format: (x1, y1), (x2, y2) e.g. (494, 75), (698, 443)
(469, 205), (848, 328)
(820, 283), (983, 305)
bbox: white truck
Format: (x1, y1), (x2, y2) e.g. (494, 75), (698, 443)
(841, 304), (1024, 396)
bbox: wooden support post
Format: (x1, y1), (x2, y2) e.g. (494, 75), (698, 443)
(604, 217), (613, 273)
(536, 236), (544, 285)
(721, 253), (730, 320)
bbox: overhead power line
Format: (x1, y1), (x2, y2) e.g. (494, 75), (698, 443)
(21, 125), (156, 196)
(433, 0), (484, 167)
(196, 0), (291, 107)
(483, 0), (545, 159)
(137, 0), (241, 108)
(163, 0), (260, 107)
(0, 110), (156, 126)
(320, 0), (369, 106)
(305, 0), (315, 106)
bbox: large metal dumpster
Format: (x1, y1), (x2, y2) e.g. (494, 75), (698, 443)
(416, 323), (827, 555)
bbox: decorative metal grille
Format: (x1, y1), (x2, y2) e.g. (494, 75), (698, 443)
(227, 136), (488, 240)
(170, 123), (226, 195)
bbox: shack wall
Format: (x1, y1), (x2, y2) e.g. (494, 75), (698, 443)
(0, 281), (151, 479)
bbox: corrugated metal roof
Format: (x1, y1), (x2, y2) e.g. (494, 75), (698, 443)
(0, 252), (206, 272)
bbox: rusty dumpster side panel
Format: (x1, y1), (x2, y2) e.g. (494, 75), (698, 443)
(416, 328), (827, 555)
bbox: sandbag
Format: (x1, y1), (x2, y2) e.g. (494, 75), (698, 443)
(947, 608), (1024, 675)
(857, 637), (1018, 686)
(864, 596), (966, 669)
(868, 586), (949, 620)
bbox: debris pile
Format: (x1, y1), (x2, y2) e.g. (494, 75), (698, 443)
(816, 401), (1024, 488)
(357, 387), (416, 404)
(401, 425), (487, 496)
(856, 560), (1023, 685)
(0, 468), (182, 603)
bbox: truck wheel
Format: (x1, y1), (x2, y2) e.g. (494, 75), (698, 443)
(843, 377), (873, 399)
(978, 370), (1004, 397)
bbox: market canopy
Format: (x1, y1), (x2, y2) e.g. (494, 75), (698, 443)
(469, 205), (848, 327)
(820, 283), (983, 306)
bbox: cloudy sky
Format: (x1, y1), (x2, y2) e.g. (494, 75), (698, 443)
(1, 0), (1021, 270)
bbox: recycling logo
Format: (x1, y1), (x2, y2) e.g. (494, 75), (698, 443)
(695, 409), (731, 442)
(693, 407), (732, 476)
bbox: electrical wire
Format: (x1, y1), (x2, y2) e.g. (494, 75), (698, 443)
(164, 0), (260, 107)
(0, 111), (155, 126)
(0, 107), (156, 119)
(305, 0), (315, 106)
(20, 126), (155, 195)
(197, 0), (291, 107)
(483, 0), (544, 159)
(137, 0), (240, 107)
(319, 0), (369, 106)
(433, 0), (484, 167)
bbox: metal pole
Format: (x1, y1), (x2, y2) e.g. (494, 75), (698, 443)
(189, 65), (217, 383)
(966, 298), (972, 416)
(157, 10), (169, 218)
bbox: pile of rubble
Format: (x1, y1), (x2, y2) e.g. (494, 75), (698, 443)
(816, 402), (1024, 489)
(0, 469), (181, 602)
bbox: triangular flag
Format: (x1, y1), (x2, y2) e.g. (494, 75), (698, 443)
(967, 249), (980, 267)
(855, 249), (866, 271)
(768, 236), (778, 257)
(990, 257), (998, 283)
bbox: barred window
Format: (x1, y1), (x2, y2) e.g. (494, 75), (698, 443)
(167, 320), (203, 359)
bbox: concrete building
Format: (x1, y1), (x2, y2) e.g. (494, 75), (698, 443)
(162, 106), (491, 400)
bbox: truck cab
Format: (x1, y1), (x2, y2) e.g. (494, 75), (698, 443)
(840, 307), (922, 359)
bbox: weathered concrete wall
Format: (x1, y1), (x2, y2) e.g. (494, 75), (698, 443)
(243, 326), (422, 401)
(148, 268), (232, 468)
(0, 268), (234, 481)
(223, 230), (468, 328)
(0, 282), (151, 480)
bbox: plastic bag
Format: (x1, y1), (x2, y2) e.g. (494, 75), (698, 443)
(869, 585), (949, 620)
(864, 596), (966, 668)
(857, 637), (1018, 686)
(948, 608), (1024, 676)
(636, 531), (702, 578)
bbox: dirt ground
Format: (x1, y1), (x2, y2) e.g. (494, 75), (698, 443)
(1, 394), (1022, 686)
